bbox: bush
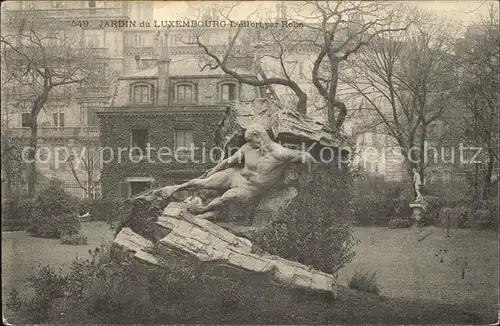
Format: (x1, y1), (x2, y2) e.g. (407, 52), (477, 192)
(113, 195), (168, 242)
(485, 198), (499, 230)
(348, 269), (380, 295)
(9, 243), (310, 324)
(27, 179), (80, 238)
(25, 264), (67, 323)
(1, 198), (33, 231)
(60, 233), (88, 245)
(79, 198), (128, 223)
(256, 163), (357, 274)
(439, 207), (471, 228)
(354, 185), (411, 226)
(2, 198), (18, 219)
(8, 245), (110, 323)
(2, 218), (29, 231)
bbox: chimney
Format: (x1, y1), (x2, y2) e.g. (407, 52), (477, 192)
(281, 1), (286, 20)
(157, 30), (170, 106)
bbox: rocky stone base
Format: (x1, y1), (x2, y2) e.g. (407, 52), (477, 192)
(112, 200), (338, 295)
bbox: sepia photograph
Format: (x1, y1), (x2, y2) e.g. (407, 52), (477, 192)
(1, 0), (499, 324)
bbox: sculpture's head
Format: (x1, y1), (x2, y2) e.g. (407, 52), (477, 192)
(244, 124), (272, 147)
(412, 168), (417, 173)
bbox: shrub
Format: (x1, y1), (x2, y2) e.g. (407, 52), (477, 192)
(466, 209), (491, 229)
(9, 245), (111, 323)
(2, 198), (18, 219)
(256, 163), (357, 274)
(60, 233), (88, 245)
(353, 182), (412, 226)
(79, 198), (128, 223)
(348, 269), (380, 295)
(10, 242), (305, 324)
(25, 264), (67, 323)
(27, 179), (80, 238)
(1, 198), (33, 231)
(439, 207), (471, 228)
(113, 194), (168, 242)
(485, 198), (499, 230)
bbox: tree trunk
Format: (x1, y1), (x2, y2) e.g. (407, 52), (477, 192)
(4, 171), (13, 198)
(296, 94), (307, 115)
(27, 125), (38, 198)
(482, 148), (494, 200)
(419, 128), (427, 185)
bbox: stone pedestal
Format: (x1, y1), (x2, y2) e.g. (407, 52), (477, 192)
(111, 200), (339, 296)
(409, 202), (424, 226)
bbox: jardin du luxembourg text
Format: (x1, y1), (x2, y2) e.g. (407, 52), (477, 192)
(70, 19), (304, 29)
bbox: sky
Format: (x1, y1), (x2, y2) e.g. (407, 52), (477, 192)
(153, 1), (498, 31)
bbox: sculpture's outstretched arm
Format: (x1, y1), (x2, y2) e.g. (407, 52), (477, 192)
(205, 147), (244, 177)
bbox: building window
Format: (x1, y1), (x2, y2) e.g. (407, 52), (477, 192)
(175, 129), (193, 158)
(129, 181), (150, 196)
(371, 127), (378, 145)
(220, 83), (237, 102)
(134, 34), (143, 47)
(299, 61), (305, 79)
(176, 84), (194, 104)
(84, 31), (101, 48)
(133, 85), (150, 104)
(88, 0), (96, 8)
(80, 103), (99, 126)
(53, 1), (66, 8)
(21, 113), (30, 127)
(429, 123), (440, 137)
(360, 132), (372, 146)
(119, 177), (154, 198)
(53, 112), (65, 127)
(131, 129), (149, 151)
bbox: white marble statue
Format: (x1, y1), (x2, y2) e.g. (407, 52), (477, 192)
(412, 168), (424, 203)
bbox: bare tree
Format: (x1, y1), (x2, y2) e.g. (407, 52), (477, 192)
(342, 10), (459, 181)
(1, 132), (27, 198)
(182, 1), (408, 131)
(67, 145), (101, 199)
(455, 5), (499, 199)
(1, 9), (102, 197)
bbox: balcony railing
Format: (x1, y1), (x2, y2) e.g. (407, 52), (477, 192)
(9, 126), (99, 139)
(84, 48), (108, 57)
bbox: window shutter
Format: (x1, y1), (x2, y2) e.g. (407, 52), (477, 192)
(118, 181), (129, 198)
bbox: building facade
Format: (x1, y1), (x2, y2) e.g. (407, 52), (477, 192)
(1, 0), (154, 191)
(98, 49), (262, 198)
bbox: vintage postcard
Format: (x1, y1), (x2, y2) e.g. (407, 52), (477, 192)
(1, 0), (499, 324)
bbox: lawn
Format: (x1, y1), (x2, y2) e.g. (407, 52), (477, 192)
(2, 222), (115, 300)
(339, 226), (499, 320)
(2, 223), (499, 323)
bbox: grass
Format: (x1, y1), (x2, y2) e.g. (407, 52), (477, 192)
(338, 226), (499, 320)
(2, 222), (114, 300)
(348, 268), (380, 294)
(2, 223), (499, 324)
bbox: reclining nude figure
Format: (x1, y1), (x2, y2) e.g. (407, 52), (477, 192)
(151, 124), (315, 215)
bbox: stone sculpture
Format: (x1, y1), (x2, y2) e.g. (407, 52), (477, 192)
(410, 168), (428, 226)
(146, 124), (315, 216)
(111, 98), (346, 296)
(412, 168), (424, 202)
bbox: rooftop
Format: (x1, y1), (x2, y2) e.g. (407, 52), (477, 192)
(120, 57), (255, 79)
